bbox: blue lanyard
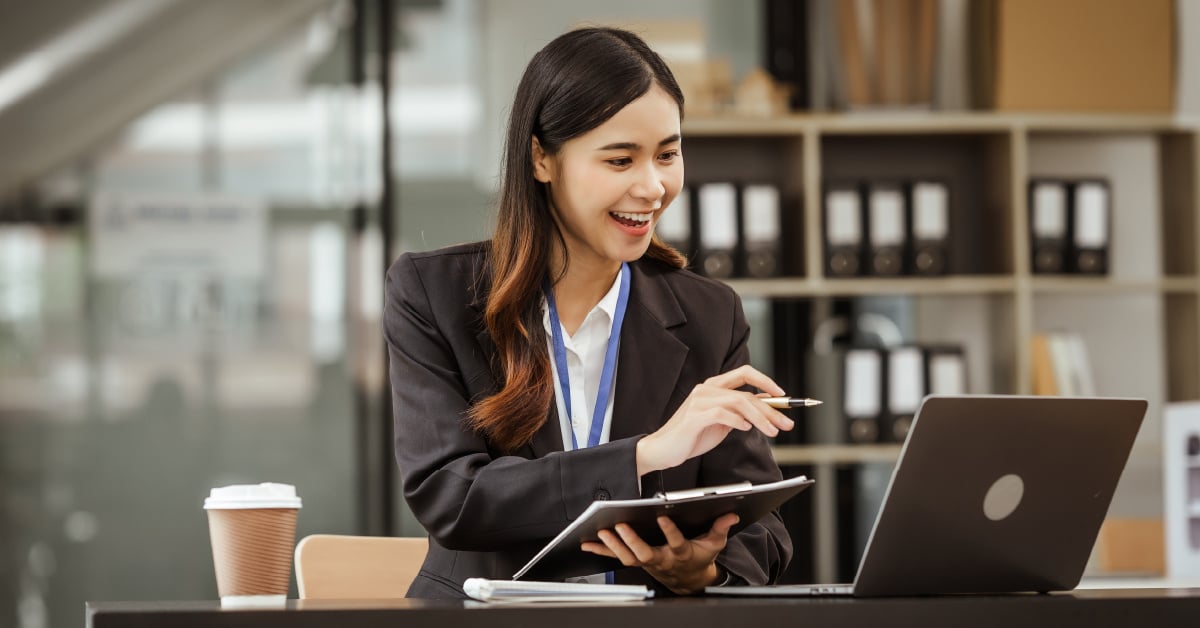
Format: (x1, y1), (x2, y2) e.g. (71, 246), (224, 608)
(544, 263), (631, 450)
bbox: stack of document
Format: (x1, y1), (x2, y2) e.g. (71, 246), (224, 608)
(462, 578), (654, 603)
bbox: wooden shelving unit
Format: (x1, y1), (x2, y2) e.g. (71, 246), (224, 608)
(725, 275), (1017, 298)
(684, 112), (1200, 583)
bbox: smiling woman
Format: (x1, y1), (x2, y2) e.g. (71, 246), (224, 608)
(531, 86), (684, 331)
(384, 27), (794, 600)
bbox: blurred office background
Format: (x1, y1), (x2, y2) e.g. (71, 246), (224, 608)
(1, 1), (1199, 626)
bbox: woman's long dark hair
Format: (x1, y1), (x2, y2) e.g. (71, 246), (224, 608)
(468, 27), (687, 452)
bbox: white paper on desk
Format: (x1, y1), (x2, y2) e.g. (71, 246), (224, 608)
(462, 578), (653, 603)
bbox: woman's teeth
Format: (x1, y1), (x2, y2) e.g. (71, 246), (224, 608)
(610, 211), (651, 225)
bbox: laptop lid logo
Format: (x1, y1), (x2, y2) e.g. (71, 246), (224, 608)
(983, 474), (1024, 521)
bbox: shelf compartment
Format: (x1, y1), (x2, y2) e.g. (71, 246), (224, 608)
(914, 293), (1017, 396)
(1026, 131), (1173, 282)
(1032, 293), (1166, 400)
(680, 135), (806, 277)
(820, 132), (1013, 276)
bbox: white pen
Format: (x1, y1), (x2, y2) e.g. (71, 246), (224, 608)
(760, 397), (823, 409)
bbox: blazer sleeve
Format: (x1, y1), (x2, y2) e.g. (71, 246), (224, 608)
(384, 253), (644, 551)
(703, 291), (793, 586)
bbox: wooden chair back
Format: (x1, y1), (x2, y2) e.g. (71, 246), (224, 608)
(294, 534), (429, 599)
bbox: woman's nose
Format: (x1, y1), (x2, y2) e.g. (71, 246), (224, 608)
(630, 165), (666, 206)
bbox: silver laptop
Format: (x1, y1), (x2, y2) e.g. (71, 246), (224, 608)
(709, 395), (1146, 597)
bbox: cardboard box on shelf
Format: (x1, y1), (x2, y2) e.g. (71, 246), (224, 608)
(1094, 517), (1166, 575)
(993, 0), (1174, 113)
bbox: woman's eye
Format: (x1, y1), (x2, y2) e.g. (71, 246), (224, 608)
(658, 150), (679, 162)
(606, 157), (632, 167)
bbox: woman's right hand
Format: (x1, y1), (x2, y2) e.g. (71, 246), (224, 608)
(635, 365), (795, 476)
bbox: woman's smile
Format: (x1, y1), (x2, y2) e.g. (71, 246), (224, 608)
(609, 210), (655, 236)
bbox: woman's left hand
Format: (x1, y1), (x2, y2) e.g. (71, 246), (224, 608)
(580, 513), (739, 595)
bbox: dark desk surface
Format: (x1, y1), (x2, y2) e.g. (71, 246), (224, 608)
(87, 588), (1200, 628)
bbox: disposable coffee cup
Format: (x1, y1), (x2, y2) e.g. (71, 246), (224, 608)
(204, 482), (302, 608)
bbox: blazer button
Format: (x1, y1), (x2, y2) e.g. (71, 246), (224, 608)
(594, 489), (611, 501)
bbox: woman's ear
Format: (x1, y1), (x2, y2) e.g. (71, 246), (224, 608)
(531, 136), (553, 183)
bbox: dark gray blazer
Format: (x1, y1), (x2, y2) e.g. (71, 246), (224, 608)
(384, 241), (791, 598)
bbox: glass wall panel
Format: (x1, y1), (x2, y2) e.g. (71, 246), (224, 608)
(1, 4), (370, 626)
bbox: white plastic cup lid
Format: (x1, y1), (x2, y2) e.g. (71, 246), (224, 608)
(203, 483), (302, 510)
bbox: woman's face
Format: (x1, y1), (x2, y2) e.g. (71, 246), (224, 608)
(533, 84), (683, 272)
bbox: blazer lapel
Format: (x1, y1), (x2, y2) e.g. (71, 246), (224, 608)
(610, 261), (689, 441)
(473, 260), (687, 458)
